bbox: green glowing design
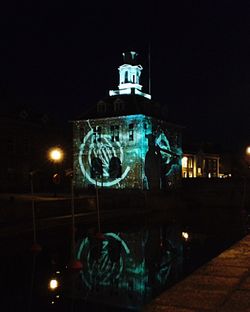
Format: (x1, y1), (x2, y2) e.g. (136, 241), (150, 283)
(77, 233), (130, 289)
(79, 130), (130, 187)
(75, 226), (183, 309)
(73, 114), (182, 190)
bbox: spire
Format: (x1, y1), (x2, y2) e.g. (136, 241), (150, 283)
(109, 51), (151, 99)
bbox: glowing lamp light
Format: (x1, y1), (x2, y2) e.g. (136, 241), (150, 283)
(246, 146), (250, 156)
(49, 147), (64, 163)
(49, 278), (59, 290)
(182, 231), (189, 241)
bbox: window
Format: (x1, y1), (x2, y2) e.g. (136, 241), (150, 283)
(188, 158), (193, 168)
(97, 101), (106, 113)
(93, 126), (102, 143)
(108, 156), (122, 178)
(124, 71), (128, 83)
(97, 126), (102, 142)
(90, 157), (103, 178)
(111, 125), (119, 142)
(114, 98), (124, 112)
(115, 125), (119, 141)
(182, 156), (188, 168)
(93, 127), (97, 143)
(129, 123), (134, 141)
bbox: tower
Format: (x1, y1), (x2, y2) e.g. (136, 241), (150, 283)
(73, 52), (182, 191)
(109, 51), (151, 99)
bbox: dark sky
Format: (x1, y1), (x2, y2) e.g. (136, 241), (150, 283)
(0, 1), (249, 151)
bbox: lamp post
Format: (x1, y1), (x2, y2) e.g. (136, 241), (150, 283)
(48, 147), (64, 196)
(29, 169), (42, 252)
(65, 168), (83, 270)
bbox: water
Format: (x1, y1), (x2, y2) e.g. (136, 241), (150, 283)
(0, 216), (238, 312)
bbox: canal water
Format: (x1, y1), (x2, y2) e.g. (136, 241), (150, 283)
(0, 220), (239, 312)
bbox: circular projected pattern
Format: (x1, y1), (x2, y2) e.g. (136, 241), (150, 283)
(79, 129), (130, 187)
(77, 233), (130, 289)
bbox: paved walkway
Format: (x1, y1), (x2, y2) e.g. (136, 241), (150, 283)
(144, 235), (250, 312)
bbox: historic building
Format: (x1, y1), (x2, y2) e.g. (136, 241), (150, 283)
(181, 151), (220, 178)
(73, 52), (182, 191)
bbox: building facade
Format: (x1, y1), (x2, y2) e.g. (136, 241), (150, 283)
(181, 151), (220, 178)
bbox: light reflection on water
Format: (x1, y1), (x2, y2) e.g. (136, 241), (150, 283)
(69, 225), (183, 310)
(0, 222), (235, 312)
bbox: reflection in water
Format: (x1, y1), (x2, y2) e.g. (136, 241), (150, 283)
(1, 222), (234, 312)
(72, 225), (183, 310)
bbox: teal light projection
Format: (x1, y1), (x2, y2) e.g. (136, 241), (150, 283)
(73, 114), (182, 190)
(109, 51), (151, 99)
(75, 225), (183, 309)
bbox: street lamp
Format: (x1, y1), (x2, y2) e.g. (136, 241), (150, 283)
(246, 146), (250, 166)
(48, 147), (64, 163)
(48, 147), (64, 196)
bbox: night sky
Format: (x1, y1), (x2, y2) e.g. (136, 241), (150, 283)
(0, 1), (249, 151)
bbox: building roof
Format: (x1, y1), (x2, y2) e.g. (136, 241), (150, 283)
(76, 94), (169, 121)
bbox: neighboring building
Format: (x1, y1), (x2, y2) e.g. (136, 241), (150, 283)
(0, 109), (63, 192)
(73, 52), (183, 191)
(181, 150), (220, 178)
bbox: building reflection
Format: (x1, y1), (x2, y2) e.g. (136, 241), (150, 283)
(71, 224), (183, 310)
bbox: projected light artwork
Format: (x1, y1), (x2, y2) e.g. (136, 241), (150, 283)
(75, 225), (183, 309)
(73, 114), (182, 190)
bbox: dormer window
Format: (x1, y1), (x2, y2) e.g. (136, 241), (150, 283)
(97, 101), (106, 113)
(114, 98), (124, 112)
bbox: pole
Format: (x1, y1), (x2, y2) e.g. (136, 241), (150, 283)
(96, 179), (100, 233)
(30, 173), (36, 243)
(71, 177), (75, 256)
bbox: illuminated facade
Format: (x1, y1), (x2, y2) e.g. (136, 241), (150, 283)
(181, 152), (220, 178)
(73, 52), (182, 190)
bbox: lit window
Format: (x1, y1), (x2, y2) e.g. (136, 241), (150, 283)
(182, 156), (188, 168)
(188, 158), (193, 168)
